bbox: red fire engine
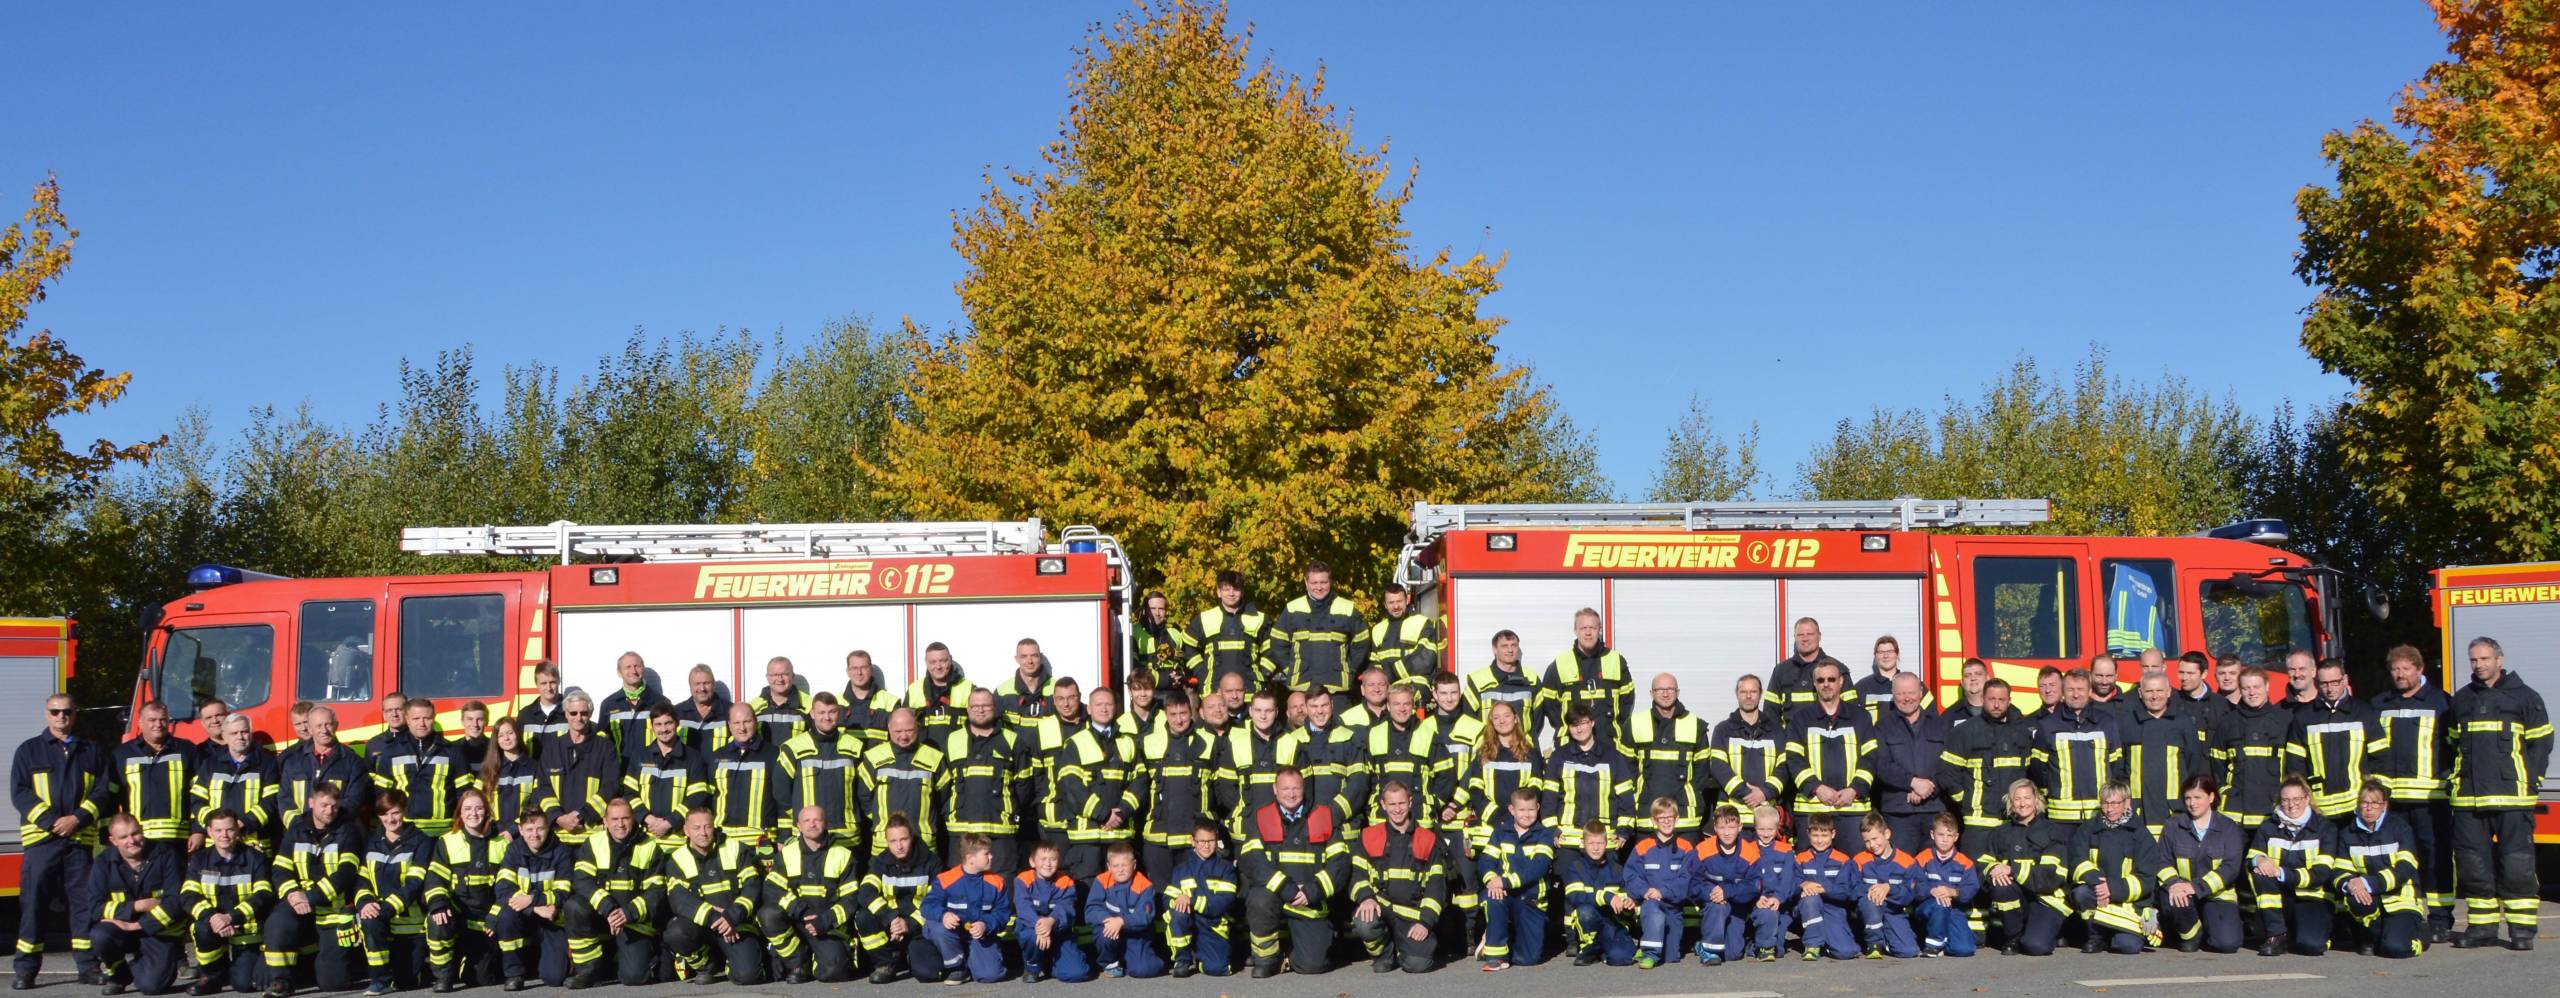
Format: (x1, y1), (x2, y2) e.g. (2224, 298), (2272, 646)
(0, 617), (76, 898)
(131, 521), (1131, 750)
(1394, 499), (2347, 714)
(2430, 561), (2560, 844)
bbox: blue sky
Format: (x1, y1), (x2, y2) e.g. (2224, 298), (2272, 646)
(11, 1), (2446, 498)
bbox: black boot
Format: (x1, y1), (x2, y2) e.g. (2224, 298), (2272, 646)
(1169, 960), (1196, 979)
(1250, 960), (1279, 979)
(2258, 933), (2289, 957)
(430, 969), (458, 994)
(2510, 934), (2535, 952)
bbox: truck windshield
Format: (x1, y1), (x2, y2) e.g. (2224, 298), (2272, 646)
(2198, 580), (2313, 668)
(159, 624), (275, 719)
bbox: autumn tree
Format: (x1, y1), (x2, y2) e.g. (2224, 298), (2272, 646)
(881, 0), (1579, 608)
(0, 175), (159, 506)
(2296, 0), (2560, 562)
(1647, 395), (1760, 502)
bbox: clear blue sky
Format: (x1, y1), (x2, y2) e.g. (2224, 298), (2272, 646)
(12, 1), (2446, 499)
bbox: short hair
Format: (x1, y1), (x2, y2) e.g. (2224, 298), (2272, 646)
(1983, 678), (2011, 694)
(1127, 669), (1157, 692)
(1509, 787), (1541, 808)
(1751, 803), (1782, 824)
(1378, 780), (1413, 801)
(1491, 628), (1519, 647)
(1192, 817), (1223, 838)
(2036, 665), (2063, 681)
(1563, 704), (1594, 727)
(689, 663), (716, 680)
(1015, 637), (1041, 651)
(1931, 812), (1960, 834)
(2098, 781), (2130, 802)
(1874, 635), (1899, 652)
(2360, 776), (2391, 802)
(104, 813), (141, 837)
(2180, 650), (2211, 667)
(924, 641), (951, 656)
(1812, 659), (1847, 682)
(958, 833), (993, 857)
(1581, 819), (1612, 839)
(2240, 666), (2272, 686)
(1382, 583), (1409, 597)
(1214, 570), (1245, 590)
(197, 697), (230, 714)
(2061, 669), (2092, 688)
(2384, 645), (2426, 669)
(1028, 839), (1061, 859)
(1434, 673), (1461, 690)
(1573, 607), (1602, 625)
(1805, 814), (1840, 835)
(1303, 560), (1331, 577)
(374, 788), (409, 816)
(1961, 658), (1988, 674)
(406, 697), (436, 715)
(1104, 841), (1136, 862)
(1713, 804), (1743, 824)
(203, 808), (241, 828)
(1273, 764), (1304, 782)
(2181, 774), (2221, 799)
(881, 811), (913, 835)
(811, 691), (840, 708)
(306, 782), (343, 804)
(535, 662), (560, 681)
(2469, 636), (2503, 656)
(563, 689), (593, 711)
(647, 702), (677, 721)
(2316, 658), (2348, 677)
(461, 700), (489, 718)
(1650, 796), (1680, 816)
(1859, 812), (1890, 836)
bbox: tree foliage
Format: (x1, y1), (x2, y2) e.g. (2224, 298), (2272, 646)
(2296, 0), (2560, 563)
(0, 175), (159, 504)
(880, 0), (1581, 609)
(1647, 395), (1760, 502)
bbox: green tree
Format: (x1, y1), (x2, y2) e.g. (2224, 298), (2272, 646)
(744, 318), (911, 522)
(1, 175), (159, 501)
(2295, 0), (2560, 562)
(880, 0), (1576, 609)
(1647, 394), (1760, 502)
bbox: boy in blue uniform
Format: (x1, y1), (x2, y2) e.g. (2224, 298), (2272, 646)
(1793, 815), (1861, 960)
(1164, 820), (1238, 978)
(1086, 843), (1164, 979)
(1012, 841), (1089, 983)
(1744, 804), (1799, 961)
(1624, 798), (1699, 968)
(1912, 813), (1982, 957)
(1691, 804), (1760, 965)
(1557, 821), (1636, 967)
(1851, 813), (1920, 958)
(1478, 789), (1554, 970)
(922, 835), (1012, 985)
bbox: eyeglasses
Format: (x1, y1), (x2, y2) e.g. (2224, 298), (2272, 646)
(46, 708), (71, 716)
(566, 710), (590, 717)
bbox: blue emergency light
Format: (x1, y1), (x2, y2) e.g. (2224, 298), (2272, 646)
(187, 564), (291, 590)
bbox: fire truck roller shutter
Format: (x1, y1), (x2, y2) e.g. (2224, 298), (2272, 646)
(740, 605), (908, 692)
(555, 608), (736, 707)
(1779, 579), (1927, 688)
(911, 600), (1107, 694)
(1609, 579), (1780, 720)
(0, 652), (64, 847)
(1446, 578), (1607, 683)
(2447, 601), (2560, 790)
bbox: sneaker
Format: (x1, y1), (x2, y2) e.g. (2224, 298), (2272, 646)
(501, 978), (527, 993)
(1022, 969), (1045, 984)
(1103, 966), (1126, 979)
(364, 984), (392, 997)
(1480, 960), (1508, 972)
(1802, 946), (1820, 961)
(1693, 941), (1713, 962)
(1635, 954), (1658, 970)
(1920, 946), (1942, 958)
(1863, 947), (1884, 960)
(1699, 952), (1724, 967)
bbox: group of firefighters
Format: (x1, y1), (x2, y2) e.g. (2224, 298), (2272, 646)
(8, 563), (2553, 993)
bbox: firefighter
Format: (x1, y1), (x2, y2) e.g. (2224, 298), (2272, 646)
(452, 703), (490, 770)
(1873, 672), (1949, 854)
(1024, 677), (1088, 848)
(563, 799), (661, 988)
(1546, 607), (1634, 754)
(2155, 775), (2245, 954)
(1787, 659), (1877, 847)
(1457, 700), (1546, 843)
(2248, 776), (2336, 956)
(1693, 805), (1759, 965)
(1544, 705), (1637, 846)
(1768, 616), (1845, 714)
(354, 791), (430, 995)
(2021, 667), (2064, 724)
(762, 805), (858, 983)
(1212, 690), (1297, 839)
(192, 701), (234, 768)
(2447, 635), (2550, 950)
(477, 720), (544, 834)
(659, 809), (770, 985)
(837, 650), (898, 747)
(185, 810), (276, 996)
(2029, 669), (2123, 835)
(1710, 674), (1789, 826)
(1285, 688), (1365, 824)
(194, 714), (282, 854)
(1421, 675), (1484, 958)
(2332, 777), (2425, 958)
(1349, 781), (1448, 975)
(709, 702), (787, 848)
(2286, 657), (2388, 818)
(1912, 813), (1982, 957)
(2176, 652), (2229, 731)
(854, 708), (946, 859)
(2212, 668), (2291, 823)
(921, 834), (1012, 985)
(1741, 804), (1800, 961)
(538, 692), (620, 846)
(1853, 636), (1921, 722)
(88, 814), (186, 997)
(1625, 673), (1713, 837)
(1364, 685), (1437, 825)
(1980, 780), (2068, 956)
(595, 652), (667, 766)
(2123, 675), (2209, 834)
(375, 699), (471, 839)
(1132, 591), (1192, 692)
(2282, 649), (2320, 713)
(1239, 767), (1351, 978)
(903, 643), (975, 743)
(851, 814), (940, 983)
(1183, 570), (1275, 693)
(423, 791), (506, 993)
(1364, 584), (1443, 695)
(1851, 813), (1921, 958)
(115, 700), (195, 857)
(262, 782), (366, 997)
(1336, 668), (1392, 733)
(2084, 657), (2132, 723)
(1944, 659), (1992, 727)
(1463, 630), (1550, 741)
(275, 707), (368, 829)
(1125, 669), (1165, 740)
(1086, 843), (1163, 979)
(514, 665), (568, 753)
(363, 695), (409, 764)
(992, 638), (1058, 728)
(779, 692), (863, 849)
(1940, 678), (2033, 854)
(744, 657), (809, 747)
(1135, 694), (1217, 884)
(1164, 819), (1238, 978)
(1271, 562), (1368, 707)
(490, 809), (573, 990)
(1054, 688), (1140, 879)
(14, 692), (114, 989)
(2063, 783), (2154, 954)
(626, 703), (711, 849)
(1483, 788), (1559, 971)
(1790, 815), (1861, 961)
(2371, 644), (2454, 939)
(673, 665), (731, 754)
(1011, 840), (1088, 983)
(939, 689), (1024, 873)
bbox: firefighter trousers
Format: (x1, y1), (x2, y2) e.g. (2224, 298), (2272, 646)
(560, 895), (658, 986)
(1635, 898), (1686, 960)
(2452, 808), (2538, 941)
(87, 924), (180, 996)
(2157, 897), (2242, 953)
(1858, 897), (1920, 957)
(263, 907), (359, 991)
(1013, 920), (1088, 981)
(1914, 898), (1979, 956)
(1243, 889), (1331, 974)
(2066, 886), (2144, 954)
(1165, 907), (1233, 976)
(1352, 908), (1437, 973)
(2249, 873), (2332, 955)
(2342, 894), (2424, 958)
(2391, 801), (2456, 930)
(423, 911), (494, 985)
(487, 905), (569, 986)
(1483, 888), (1543, 966)
(191, 921), (265, 994)
(1091, 924), (1165, 978)
(14, 839), (99, 977)
(1985, 883), (2061, 955)
(920, 918), (1005, 983)
(850, 912), (940, 982)
(660, 912), (769, 986)
(353, 914), (425, 991)
(1697, 899), (1746, 961)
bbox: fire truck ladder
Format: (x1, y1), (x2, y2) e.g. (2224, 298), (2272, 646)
(1396, 497), (2052, 587)
(401, 520), (1056, 564)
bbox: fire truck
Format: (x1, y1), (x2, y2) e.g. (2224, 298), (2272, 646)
(131, 521), (1132, 750)
(1393, 499), (2345, 716)
(0, 617), (76, 898)
(2430, 561), (2560, 845)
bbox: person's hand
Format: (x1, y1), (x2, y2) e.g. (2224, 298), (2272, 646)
(711, 915), (735, 940)
(1756, 894), (1780, 911)
(1291, 889), (1310, 908)
(2348, 879), (2373, 907)
(2092, 881), (2112, 906)
(289, 891), (314, 916)
(1909, 777), (1936, 801)
(887, 918), (907, 942)
(606, 908), (628, 934)
(556, 813), (583, 831)
(1643, 886), (1661, 902)
(1036, 917), (1054, 949)
(1867, 882), (1889, 904)
(1799, 880), (1822, 898)
(1709, 885), (1727, 904)
(1169, 893), (1192, 914)
(49, 816), (79, 838)
(533, 904), (556, 920)
(1101, 813), (1124, 831)
(1611, 894), (1638, 914)
(1439, 805), (1459, 824)
(966, 919), (987, 940)
(360, 901), (384, 920)
(1102, 916), (1124, 940)
(643, 815), (673, 837)
(941, 912), (961, 931)
(509, 894), (533, 912)
(132, 898), (160, 914)
(1986, 862), (2014, 887)
(1406, 922), (1429, 943)
(1486, 878), (1508, 902)
(2166, 882), (2193, 908)
(1355, 898), (1381, 923)
(210, 912), (237, 935)
(802, 914), (820, 936)
(1741, 786), (1768, 808)
(1838, 788), (1861, 806)
(104, 919), (139, 933)
(1931, 885), (1957, 905)
(2254, 857), (2281, 880)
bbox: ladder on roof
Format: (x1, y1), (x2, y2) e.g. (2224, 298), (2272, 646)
(401, 519), (1051, 564)
(1409, 497), (2052, 539)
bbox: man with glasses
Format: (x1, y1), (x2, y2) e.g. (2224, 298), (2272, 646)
(14, 695), (114, 989)
(1787, 661), (1876, 847)
(2285, 659), (2386, 819)
(539, 693), (621, 846)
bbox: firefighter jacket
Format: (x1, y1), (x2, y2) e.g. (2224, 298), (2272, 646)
(1053, 722), (1141, 845)
(515, 700), (569, 752)
(1746, 833), (1802, 901)
(1238, 801), (1351, 918)
(2247, 808), (2336, 892)
(273, 814), (365, 913)
(1014, 868), (1079, 936)
(539, 732), (623, 841)
(1136, 724), (1218, 848)
(113, 736), (194, 845)
(493, 833), (572, 913)
(1458, 744), (1547, 829)
(939, 724), (1024, 841)
(923, 865), (1011, 932)
(626, 741), (712, 842)
(367, 731), (471, 835)
(1557, 849), (1630, 913)
(2370, 683), (2454, 803)
(1272, 593), (1367, 695)
(1853, 672), (1928, 724)
(1873, 705), (1949, 821)
(663, 838), (763, 929)
(486, 752), (546, 830)
(1364, 612), (1443, 690)
(358, 827), (430, 933)
(1766, 651), (1845, 714)
(1787, 701), (1877, 819)
(855, 738), (946, 853)
(1462, 661), (1550, 736)
(1085, 869), (1157, 935)
(273, 740), (369, 830)
(2286, 696), (2389, 816)
(193, 747), (282, 847)
(1025, 713), (1086, 818)
(748, 686), (811, 748)
(1939, 708), (2033, 829)
(1709, 708), (1789, 808)
(1982, 817), (2069, 899)
(184, 845), (275, 932)
(2331, 810), (2421, 915)
(1213, 723), (1298, 836)
(855, 846), (937, 943)
(1853, 848), (1919, 911)
(2448, 671), (2553, 811)
(838, 683), (899, 748)
(710, 735), (788, 845)
(770, 837), (858, 932)
(2177, 688), (2229, 733)
(672, 695), (732, 754)
(902, 670), (975, 742)
(2029, 704), (2124, 822)
(2210, 700), (2292, 820)
(2156, 810), (2244, 902)
(1914, 848), (1981, 907)
(2066, 816), (2160, 904)
(92, 849), (186, 938)
(1132, 620), (1191, 687)
(1283, 721), (1366, 821)
(1351, 820), (1449, 923)
(598, 685), (670, 764)
(423, 826), (506, 919)
(1542, 738), (1637, 836)
(569, 830), (662, 930)
(1622, 704), (1712, 830)
(780, 724), (864, 843)
(992, 667), (1057, 729)
(1796, 844), (1859, 907)
(1167, 848), (1239, 928)
(1623, 833), (1699, 906)
(1183, 604), (1274, 691)
(1420, 711), (1482, 819)
(2122, 708), (2209, 829)
(1546, 641), (1634, 749)
(1693, 836), (1763, 907)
